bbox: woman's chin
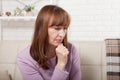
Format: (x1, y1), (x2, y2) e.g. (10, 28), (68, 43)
(49, 41), (62, 47)
(52, 43), (60, 46)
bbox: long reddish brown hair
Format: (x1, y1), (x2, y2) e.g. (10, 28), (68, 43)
(30, 5), (70, 69)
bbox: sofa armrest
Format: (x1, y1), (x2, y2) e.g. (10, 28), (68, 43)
(0, 71), (10, 80)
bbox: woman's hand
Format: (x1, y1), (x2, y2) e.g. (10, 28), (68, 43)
(55, 44), (69, 70)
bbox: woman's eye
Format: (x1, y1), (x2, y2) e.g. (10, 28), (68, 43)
(54, 28), (61, 30)
(64, 28), (67, 30)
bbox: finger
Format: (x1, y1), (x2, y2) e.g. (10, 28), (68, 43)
(57, 44), (63, 49)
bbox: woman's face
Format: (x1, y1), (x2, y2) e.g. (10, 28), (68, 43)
(48, 26), (67, 46)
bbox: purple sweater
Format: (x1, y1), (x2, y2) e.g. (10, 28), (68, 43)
(17, 43), (81, 80)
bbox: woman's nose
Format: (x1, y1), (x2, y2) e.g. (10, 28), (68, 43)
(58, 29), (66, 37)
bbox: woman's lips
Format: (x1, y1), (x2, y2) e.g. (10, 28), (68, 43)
(56, 39), (62, 43)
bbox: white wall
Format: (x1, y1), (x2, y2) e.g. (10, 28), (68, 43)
(0, 0), (120, 41)
(58, 0), (120, 41)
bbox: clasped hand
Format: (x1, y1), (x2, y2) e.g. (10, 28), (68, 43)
(55, 44), (69, 70)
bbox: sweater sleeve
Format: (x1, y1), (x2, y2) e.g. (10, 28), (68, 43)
(17, 57), (69, 80)
(17, 56), (44, 80)
(51, 67), (69, 80)
(17, 49), (69, 80)
(69, 44), (82, 80)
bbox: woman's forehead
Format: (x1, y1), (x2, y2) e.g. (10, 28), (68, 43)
(49, 19), (68, 28)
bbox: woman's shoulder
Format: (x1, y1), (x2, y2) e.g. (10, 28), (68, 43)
(17, 45), (35, 64)
(17, 45), (38, 65)
(17, 45), (31, 58)
(17, 45), (38, 69)
(68, 42), (77, 51)
(68, 42), (79, 56)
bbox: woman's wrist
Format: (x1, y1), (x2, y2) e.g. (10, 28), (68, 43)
(56, 63), (66, 70)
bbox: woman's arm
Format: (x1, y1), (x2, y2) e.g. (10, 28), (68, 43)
(69, 44), (82, 80)
(51, 66), (69, 80)
(17, 54), (69, 80)
(17, 57), (44, 80)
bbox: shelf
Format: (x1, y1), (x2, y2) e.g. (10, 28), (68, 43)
(0, 16), (36, 20)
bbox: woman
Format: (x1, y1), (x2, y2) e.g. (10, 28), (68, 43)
(17, 5), (81, 80)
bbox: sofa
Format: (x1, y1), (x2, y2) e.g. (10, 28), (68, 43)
(0, 40), (107, 80)
(0, 70), (10, 80)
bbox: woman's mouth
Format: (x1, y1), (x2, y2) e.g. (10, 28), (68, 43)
(56, 39), (62, 43)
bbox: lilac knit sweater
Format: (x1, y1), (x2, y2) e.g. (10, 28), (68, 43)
(17, 43), (81, 80)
